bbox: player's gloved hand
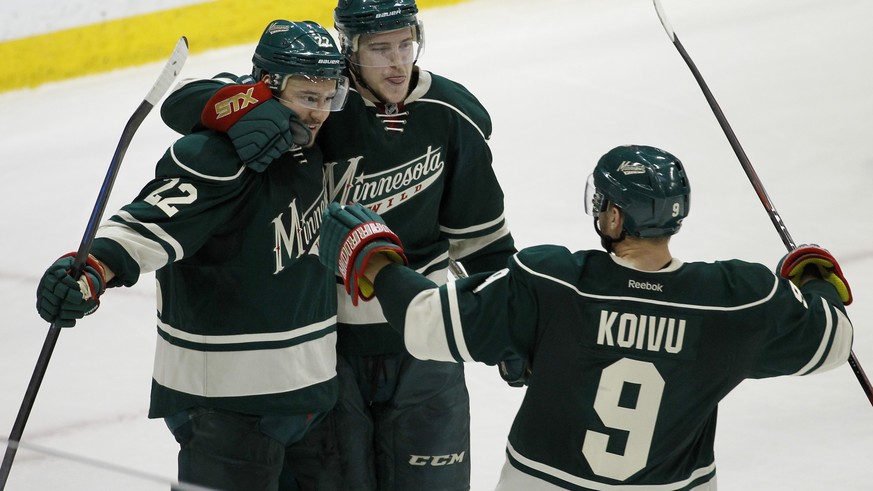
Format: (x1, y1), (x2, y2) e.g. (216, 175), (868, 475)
(499, 357), (532, 388)
(778, 244), (852, 305)
(36, 253), (107, 327)
(201, 80), (312, 172)
(320, 202), (408, 306)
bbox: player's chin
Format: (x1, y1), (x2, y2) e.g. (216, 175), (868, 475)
(377, 83), (408, 104)
(307, 124), (322, 143)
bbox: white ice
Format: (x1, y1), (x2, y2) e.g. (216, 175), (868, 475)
(1, 0), (871, 489)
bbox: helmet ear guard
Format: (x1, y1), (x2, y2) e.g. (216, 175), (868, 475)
(585, 144), (691, 238)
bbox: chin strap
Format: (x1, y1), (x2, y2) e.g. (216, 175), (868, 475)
(349, 64), (389, 105)
(593, 217), (625, 254)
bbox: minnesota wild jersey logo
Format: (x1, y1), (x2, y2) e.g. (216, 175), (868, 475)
(271, 191), (329, 274)
(324, 145), (444, 213)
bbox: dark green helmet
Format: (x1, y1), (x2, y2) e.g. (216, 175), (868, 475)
(252, 20), (346, 91)
(334, 0), (423, 59)
(334, 0), (419, 38)
(586, 144), (691, 237)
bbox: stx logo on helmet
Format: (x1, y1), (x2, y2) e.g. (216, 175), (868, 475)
(213, 88), (259, 120)
(617, 160), (646, 175)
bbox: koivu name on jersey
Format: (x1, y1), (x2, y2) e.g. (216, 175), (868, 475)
(272, 193), (329, 274)
(596, 310), (687, 355)
(324, 146), (444, 213)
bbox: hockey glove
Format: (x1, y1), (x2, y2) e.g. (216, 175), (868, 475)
(201, 80), (312, 172)
(499, 357), (532, 388)
(320, 202), (408, 306)
(779, 244), (852, 305)
(36, 253), (107, 327)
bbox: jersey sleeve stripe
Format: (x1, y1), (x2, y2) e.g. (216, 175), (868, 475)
(404, 289), (457, 362)
(95, 215), (174, 273)
(796, 298), (853, 376)
(116, 209), (184, 259)
(440, 212), (507, 236)
(446, 280), (475, 362)
(448, 222), (512, 261)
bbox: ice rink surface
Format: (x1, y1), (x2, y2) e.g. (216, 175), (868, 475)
(1, 0), (871, 489)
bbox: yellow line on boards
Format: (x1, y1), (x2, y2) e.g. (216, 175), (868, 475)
(0, 0), (468, 94)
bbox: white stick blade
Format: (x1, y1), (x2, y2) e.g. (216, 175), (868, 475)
(652, 0), (676, 42)
(145, 36), (189, 106)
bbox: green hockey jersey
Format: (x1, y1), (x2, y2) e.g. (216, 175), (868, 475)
(373, 245), (853, 490)
(90, 131), (338, 418)
(318, 69), (516, 355)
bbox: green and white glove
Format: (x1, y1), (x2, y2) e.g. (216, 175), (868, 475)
(201, 80), (312, 172)
(36, 253), (107, 327)
(319, 203), (407, 305)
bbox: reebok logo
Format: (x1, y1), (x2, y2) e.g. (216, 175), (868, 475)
(628, 279), (664, 292)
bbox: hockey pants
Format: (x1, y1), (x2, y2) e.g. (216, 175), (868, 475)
(165, 407), (342, 491)
(329, 352), (471, 491)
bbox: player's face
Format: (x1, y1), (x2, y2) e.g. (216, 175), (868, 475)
(352, 28), (417, 104)
(274, 76), (341, 146)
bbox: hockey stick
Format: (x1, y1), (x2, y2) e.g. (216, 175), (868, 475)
(652, 0), (873, 406)
(0, 37), (189, 489)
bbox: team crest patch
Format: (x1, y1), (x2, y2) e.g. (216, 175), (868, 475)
(267, 22), (291, 35)
(617, 161), (646, 175)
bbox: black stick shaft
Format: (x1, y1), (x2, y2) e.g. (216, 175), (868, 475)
(652, 0), (873, 406)
(0, 37), (188, 489)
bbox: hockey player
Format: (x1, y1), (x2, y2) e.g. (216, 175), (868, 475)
(35, 20), (350, 491)
(157, 1), (524, 489)
(317, 144), (854, 490)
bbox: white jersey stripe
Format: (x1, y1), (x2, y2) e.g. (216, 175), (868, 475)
(403, 288), (455, 362)
(502, 441), (716, 491)
(158, 316), (336, 345)
(153, 330), (337, 398)
(513, 254), (779, 312)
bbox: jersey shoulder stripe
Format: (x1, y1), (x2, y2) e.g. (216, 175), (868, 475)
(159, 131), (245, 181)
(512, 246), (780, 311)
(414, 70), (492, 140)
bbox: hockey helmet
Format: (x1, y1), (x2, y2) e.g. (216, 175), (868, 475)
(584, 145), (691, 237)
(334, 0), (424, 63)
(252, 20), (349, 110)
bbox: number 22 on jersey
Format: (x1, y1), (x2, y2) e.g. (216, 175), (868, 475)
(144, 178), (198, 217)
